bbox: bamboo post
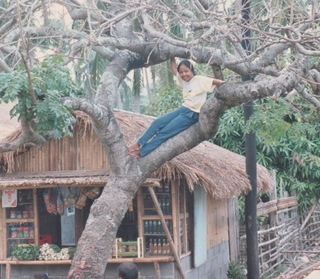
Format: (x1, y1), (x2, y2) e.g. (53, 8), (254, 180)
(171, 180), (179, 253)
(269, 170), (277, 227)
(154, 262), (161, 279)
(182, 189), (187, 254)
(33, 189), (39, 246)
(148, 186), (186, 279)
(5, 263), (10, 279)
(137, 189), (143, 238)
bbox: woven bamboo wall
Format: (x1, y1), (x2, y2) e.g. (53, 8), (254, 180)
(206, 196), (229, 249)
(12, 123), (109, 172)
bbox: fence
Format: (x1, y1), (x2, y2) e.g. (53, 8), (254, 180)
(239, 195), (320, 278)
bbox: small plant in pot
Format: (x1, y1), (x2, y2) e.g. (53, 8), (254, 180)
(12, 244), (40, 260)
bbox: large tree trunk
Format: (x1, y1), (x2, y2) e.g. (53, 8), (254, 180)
(68, 178), (140, 278)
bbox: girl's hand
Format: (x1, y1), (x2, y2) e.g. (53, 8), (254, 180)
(213, 79), (226, 86)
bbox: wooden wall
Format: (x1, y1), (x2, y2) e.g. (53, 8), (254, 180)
(206, 196), (229, 249)
(12, 124), (109, 172)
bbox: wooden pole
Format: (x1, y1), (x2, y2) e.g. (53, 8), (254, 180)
(241, 0), (259, 276)
(5, 263), (10, 279)
(171, 180), (179, 253)
(33, 189), (39, 246)
(148, 186), (186, 279)
(154, 262), (161, 279)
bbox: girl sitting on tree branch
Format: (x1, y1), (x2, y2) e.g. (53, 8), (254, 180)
(128, 57), (225, 157)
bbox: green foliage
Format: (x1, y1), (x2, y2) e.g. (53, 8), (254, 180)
(145, 85), (182, 117)
(237, 196), (245, 224)
(75, 52), (109, 93)
(0, 55), (83, 138)
(213, 106), (245, 155)
(227, 261), (246, 279)
(213, 98), (320, 212)
(12, 244), (40, 260)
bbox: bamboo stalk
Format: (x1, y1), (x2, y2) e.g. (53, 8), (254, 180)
(148, 186), (185, 279)
(281, 250), (320, 253)
(300, 203), (317, 231)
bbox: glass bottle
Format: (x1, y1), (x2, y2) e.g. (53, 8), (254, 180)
(157, 239), (162, 255)
(162, 239), (167, 255)
(149, 238), (154, 256)
(152, 220), (157, 234)
(157, 220), (162, 234)
(153, 239), (158, 255)
(144, 220), (149, 234)
(166, 240), (171, 255)
(166, 197), (170, 215)
(149, 220), (153, 234)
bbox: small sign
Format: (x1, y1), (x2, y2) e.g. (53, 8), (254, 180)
(2, 189), (17, 207)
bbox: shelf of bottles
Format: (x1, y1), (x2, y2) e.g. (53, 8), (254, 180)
(6, 189), (35, 256)
(146, 236), (172, 256)
(142, 182), (171, 216)
(141, 181), (173, 257)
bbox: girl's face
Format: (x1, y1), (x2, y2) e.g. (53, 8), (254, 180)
(178, 64), (194, 82)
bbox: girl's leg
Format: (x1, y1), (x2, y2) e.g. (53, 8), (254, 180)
(137, 108), (181, 147)
(139, 107), (199, 156)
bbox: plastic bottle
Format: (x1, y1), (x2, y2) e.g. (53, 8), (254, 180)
(11, 227), (17, 238)
(29, 226), (34, 238)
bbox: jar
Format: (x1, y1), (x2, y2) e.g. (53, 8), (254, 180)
(29, 227), (34, 238)
(23, 227), (29, 238)
(16, 211), (22, 219)
(22, 210), (29, 219)
(17, 227), (23, 238)
(28, 210), (34, 218)
(10, 210), (16, 219)
(10, 227), (17, 238)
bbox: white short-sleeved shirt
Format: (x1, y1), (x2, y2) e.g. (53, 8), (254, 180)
(176, 74), (215, 113)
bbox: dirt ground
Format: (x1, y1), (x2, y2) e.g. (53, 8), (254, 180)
(0, 103), (19, 139)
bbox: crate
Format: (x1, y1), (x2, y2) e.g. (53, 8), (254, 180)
(114, 238), (144, 258)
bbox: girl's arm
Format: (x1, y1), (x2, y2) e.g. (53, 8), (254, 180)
(170, 57), (178, 76)
(212, 79), (226, 86)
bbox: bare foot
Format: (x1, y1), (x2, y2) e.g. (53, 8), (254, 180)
(128, 142), (140, 152)
(129, 149), (141, 158)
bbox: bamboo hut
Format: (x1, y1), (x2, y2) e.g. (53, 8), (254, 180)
(0, 110), (273, 279)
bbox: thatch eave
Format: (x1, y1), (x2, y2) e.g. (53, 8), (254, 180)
(0, 170), (160, 190)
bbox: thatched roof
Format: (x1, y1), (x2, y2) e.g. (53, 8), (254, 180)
(0, 110), (274, 199)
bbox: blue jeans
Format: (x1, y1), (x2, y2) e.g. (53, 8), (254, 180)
(138, 106), (199, 156)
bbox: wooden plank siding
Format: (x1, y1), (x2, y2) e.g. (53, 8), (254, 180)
(12, 126), (109, 173)
(207, 197), (229, 250)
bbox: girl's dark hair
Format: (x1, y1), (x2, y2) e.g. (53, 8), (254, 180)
(177, 60), (196, 75)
